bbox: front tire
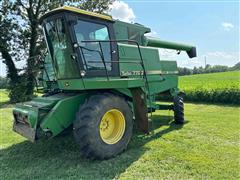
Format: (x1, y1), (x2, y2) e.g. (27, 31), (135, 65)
(73, 93), (133, 160)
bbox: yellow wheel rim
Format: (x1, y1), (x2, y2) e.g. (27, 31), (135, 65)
(99, 109), (126, 144)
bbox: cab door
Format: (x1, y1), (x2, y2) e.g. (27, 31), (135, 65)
(67, 14), (119, 77)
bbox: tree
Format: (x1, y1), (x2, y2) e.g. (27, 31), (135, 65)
(0, 1), (25, 101)
(0, 0), (114, 102)
(230, 62), (240, 71)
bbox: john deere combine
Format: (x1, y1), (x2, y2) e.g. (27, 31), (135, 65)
(13, 6), (196, 159)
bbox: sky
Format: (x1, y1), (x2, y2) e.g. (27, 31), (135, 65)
(109, 0), (239, 68)
(0, 0), (239, 76)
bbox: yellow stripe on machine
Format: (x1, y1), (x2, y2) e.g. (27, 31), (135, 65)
(50, 6), (113, 21)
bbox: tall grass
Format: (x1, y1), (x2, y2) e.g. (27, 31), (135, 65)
(179, 71), (240, 104)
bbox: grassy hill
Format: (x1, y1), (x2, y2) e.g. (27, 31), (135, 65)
(179, 71), (240, 104)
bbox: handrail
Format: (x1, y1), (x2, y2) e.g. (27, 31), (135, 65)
(80, 39), (148, 82)
(79, 39), (152, 114)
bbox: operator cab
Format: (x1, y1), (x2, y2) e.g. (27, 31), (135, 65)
(41, 6), (119, 80)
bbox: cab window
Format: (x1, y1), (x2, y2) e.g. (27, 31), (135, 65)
(73, 20), (111, 71)
(44, 18), (79, 79)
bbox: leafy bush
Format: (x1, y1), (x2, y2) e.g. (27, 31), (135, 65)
(8, 78), (35, 103)
(0, 77), (9, 89)
(183, 88), (240, 104)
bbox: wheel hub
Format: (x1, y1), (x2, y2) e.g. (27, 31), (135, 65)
(99, 109), (126, 144)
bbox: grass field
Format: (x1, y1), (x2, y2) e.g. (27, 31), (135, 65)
(0, 89), (239, 179)
(179, 71), (240, 90)
(179, 71), (240, 104)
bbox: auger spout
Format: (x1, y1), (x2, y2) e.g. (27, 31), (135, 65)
(144, 36), (197, 58)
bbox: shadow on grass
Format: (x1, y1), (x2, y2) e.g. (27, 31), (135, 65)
(0, 115), (184, 179)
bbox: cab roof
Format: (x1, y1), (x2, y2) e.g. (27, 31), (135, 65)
(40, 6), (113, 22)
(40, 6), (151, 34)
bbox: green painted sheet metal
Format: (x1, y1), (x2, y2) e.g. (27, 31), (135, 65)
(118, 43), (179, 95)
(14, 105), (39, 129)
(13, 96), (61, 128)
(40, 93), (87, 136)
(56, 43), (179, 97)
(57, 78), (145, 90)
(144, 36), (196, 58)
(114, 88), (133, 98)
(12, 94), (66, 142)
(148, 75), (178, 95)
(144, 36), (193, 51)
(118, 43), (179, 74)
(113, 20), (150, 45)
(13, 93), (87, 141)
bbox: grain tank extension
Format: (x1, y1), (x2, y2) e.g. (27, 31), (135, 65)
(12, 6), (197, 159)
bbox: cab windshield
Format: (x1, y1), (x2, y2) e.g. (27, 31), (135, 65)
(43, 17), (80, 79)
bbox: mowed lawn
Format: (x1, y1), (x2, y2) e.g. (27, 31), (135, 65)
(0, 89), (240, 179)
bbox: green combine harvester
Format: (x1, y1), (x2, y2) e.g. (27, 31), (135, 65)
(13, 6), (197, 159)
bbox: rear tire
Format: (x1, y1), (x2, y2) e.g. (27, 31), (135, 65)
(73, 93), (133, 160)
(173, 96), (184, 124)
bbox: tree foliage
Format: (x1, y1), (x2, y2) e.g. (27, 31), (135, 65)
(0, 76), (9, 89)
(0, 0), (114, 102)
(178, 63), (240, 76)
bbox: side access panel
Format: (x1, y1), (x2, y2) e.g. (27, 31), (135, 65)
(147, 61), (179, 95)
(13, 96), (61, 142)
(40, 93), (87, 137)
